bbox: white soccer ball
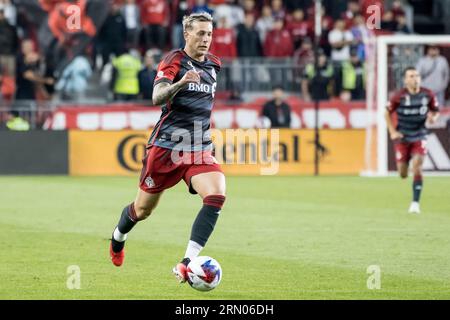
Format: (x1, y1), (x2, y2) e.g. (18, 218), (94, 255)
(186, 256), (222, 292)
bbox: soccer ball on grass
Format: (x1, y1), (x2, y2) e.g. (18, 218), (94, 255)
(186, 256), (222, 291)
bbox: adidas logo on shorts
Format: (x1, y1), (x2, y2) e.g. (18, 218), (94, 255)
(145, 177), (155, 188)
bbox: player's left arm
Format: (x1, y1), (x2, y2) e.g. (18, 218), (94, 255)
(427, 91), (440, 124)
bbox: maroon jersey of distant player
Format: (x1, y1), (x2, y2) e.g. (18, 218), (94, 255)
(149, 49), (221, 151)
(386, 87), (439, 142)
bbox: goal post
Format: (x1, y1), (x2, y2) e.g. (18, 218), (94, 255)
(363, 35), (450, 177)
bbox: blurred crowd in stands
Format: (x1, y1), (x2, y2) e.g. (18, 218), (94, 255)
(0, 0), (449, 130)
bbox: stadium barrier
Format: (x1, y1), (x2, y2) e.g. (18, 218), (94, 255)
(2, 128), (447, 175)
(43, 99), (369, 130)
(68, 129), (366, 176)
(0, 131), (68, 174)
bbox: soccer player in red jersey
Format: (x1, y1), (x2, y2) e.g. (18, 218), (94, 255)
(109, 12), (226, 283)
(385, 67), (440, 214)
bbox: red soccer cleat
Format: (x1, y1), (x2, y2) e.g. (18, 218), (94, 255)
(110, 243), (125, 267)
(172, 258), (191, 283)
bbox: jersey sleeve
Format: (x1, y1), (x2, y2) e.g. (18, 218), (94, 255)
(206, 53), (222, 72)
(153, 51), (182, 87)
(386, 92), (401, 114)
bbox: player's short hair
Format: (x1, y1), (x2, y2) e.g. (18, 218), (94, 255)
(403, 66), (417, 77)
(272, 84), (284, 91)
(182, 12), (213, 32)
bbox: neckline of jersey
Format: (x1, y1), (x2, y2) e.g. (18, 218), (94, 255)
(404, 88), (423, 96)
(181, 49), (208, 65)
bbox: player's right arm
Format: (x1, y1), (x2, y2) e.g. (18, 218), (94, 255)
(384, 109), (403, 140)
(385, 93), (404, 140)
(152, 70), (201, 106)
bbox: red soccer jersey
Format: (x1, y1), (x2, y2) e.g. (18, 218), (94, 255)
(387, 87), (439, 142)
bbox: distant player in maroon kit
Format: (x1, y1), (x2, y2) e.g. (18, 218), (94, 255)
(109, 12), (226, 284)
(385, 67), (440, 214)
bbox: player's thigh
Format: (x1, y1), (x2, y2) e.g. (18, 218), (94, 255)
(133, 189), (163, 220)
(394, 142), (410, 178)
(190, 171), (226, 199)
(396, 162), (409, 179)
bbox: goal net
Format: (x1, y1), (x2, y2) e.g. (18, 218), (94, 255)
(363, 35), (450, 176)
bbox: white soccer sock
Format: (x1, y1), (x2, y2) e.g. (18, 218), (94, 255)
(113, 227), (128, 242)
(184, 240), (203, 260)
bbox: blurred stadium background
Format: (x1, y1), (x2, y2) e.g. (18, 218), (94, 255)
(1, 0), (450, 300)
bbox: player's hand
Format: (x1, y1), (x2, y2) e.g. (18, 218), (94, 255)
(390, 131), (404, 140)
(179, 70), (202, 86)
(426, 112), (438, 125)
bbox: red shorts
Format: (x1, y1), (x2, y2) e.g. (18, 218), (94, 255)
(394, 140), (427, 163)
(139, 146), (223, 194)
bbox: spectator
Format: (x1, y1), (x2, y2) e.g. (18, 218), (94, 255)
(350, 15), (371, 61)
(270, 0), (285, 21)
(141, 0), (170, 50)
(263, 18), (293, 57)
(293, 37), (314, 87)
(192, 0), (213, 15)
(341, 50), (365, 100)
(138, 51), (157, 101)
(301, 50), (334, 101)
(236, 13), (262, 57)
(171, 0), (190, 49)
(0, 8), (17, 78)
(48, 0), (96, 45)
(0, 0), (16, 26)
(213, 0), (244, 29)
(15, 39), (54, 101)
(0, 69), (15, 101)
(111, 48), (142, 101)
(255, 5), (273, 44)
(286, 8), (310, 50)
(308, 5), (334, 57)
(341, 0), (361, 29)
(55, 55), (92, 101)
(242, 0), (259, 19)
(391, 0), (405, 19)
(395, 15), (411, 34)
(98, 3), (127, 68)
(209, 16), (237, 58)
(328, 19), (353, 63)
(293, 37), (314, 70)
(262, 85), (291, 128)
(4, 110), (30, 131)
(416, 45), (449, 107)
(121, 0), (141, 50)
(380, 10), (397, 32)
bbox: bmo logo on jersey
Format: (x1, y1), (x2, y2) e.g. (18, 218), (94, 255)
(187, 82), (217, 98)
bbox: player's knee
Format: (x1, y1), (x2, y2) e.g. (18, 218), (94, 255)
(400, 172), (408, 179)
(412, 167), (422, 177)
(203, 193), (226, 209)
(134, 204), (154, 221)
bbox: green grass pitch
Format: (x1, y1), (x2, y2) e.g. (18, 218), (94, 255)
(0, 175), (449, 299)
